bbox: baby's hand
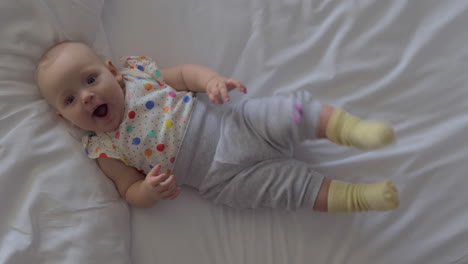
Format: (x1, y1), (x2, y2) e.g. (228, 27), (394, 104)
(143, 164), (181, 201)
(206, 76), (247, 104)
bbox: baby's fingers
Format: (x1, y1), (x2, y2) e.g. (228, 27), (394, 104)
(146, 164), (161, 177)
(157, 174), (176, 191)
(162, 187), (181, 200)
(238, 83), (247, 94)
(147, 173), (167, 188)
(226, 79), (247, 94)
(219, 83), (230, 102)
(160, 182), (178, 198)
(213, 81), (226, 104)
(208, 92), (223, 104)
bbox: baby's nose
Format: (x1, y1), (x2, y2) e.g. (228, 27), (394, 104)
(81, 91), (94, 104)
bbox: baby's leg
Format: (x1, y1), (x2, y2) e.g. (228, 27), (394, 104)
(200, 159), (326, 210)
(238, 90), (323, 155)
(319, 105), (395, 150)
(201, 158), (399, 211)
(314, 178), (400, 212)
(242, 90), (394, 152)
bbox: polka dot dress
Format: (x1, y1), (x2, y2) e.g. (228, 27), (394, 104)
(81, 56), (196, 175)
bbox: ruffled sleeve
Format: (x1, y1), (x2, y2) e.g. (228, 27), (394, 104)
(81, 132), (123, 161)
(120, 56), (166, 87)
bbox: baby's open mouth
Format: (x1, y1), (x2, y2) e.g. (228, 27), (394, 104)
(93, 104), (108, 118)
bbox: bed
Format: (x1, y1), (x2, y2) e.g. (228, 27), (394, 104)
(1, 0), (468, 263)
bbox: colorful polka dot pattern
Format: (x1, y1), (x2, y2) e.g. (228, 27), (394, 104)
(81, 55), (195, 175)
(145, 101), (155, 110)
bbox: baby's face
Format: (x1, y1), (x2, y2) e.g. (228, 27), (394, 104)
(37, 43), (125, 132)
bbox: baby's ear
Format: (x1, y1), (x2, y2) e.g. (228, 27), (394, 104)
(106, 60), (123, 83)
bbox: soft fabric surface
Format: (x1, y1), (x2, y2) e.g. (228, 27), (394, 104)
(102, 0), (468, 263)
(0, 1), (130, 263)
(2, 0), (468, 263)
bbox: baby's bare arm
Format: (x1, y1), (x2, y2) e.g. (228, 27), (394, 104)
(161, 65), (247, 104)
(97, 158), (179, 208)
(160, 64), (220, 93)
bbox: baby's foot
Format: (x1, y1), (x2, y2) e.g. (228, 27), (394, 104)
(348, 121), (395, 150)
(364, 180), (400, 211)
(326, 109), (395, 150)
(327, 179), (400, 212)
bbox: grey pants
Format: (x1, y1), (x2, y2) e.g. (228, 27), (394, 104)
(175, 90), (325, 210)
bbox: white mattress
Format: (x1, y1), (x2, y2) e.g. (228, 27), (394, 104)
(2, 0), (468, 263)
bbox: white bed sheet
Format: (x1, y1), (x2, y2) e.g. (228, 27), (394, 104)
(101, 0), (468, 263)
(0, 1), (131, 263)
(2, 0), (468, 263)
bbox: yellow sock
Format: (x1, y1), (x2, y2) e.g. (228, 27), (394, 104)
(325, 108), (395, 150)
(327, 180), (400, 212)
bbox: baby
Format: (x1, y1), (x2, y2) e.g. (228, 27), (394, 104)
(35, 41), (400, 212)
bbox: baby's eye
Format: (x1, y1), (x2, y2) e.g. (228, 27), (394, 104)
(87, 75), (97, 85)
(66, 96), (75, 105)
